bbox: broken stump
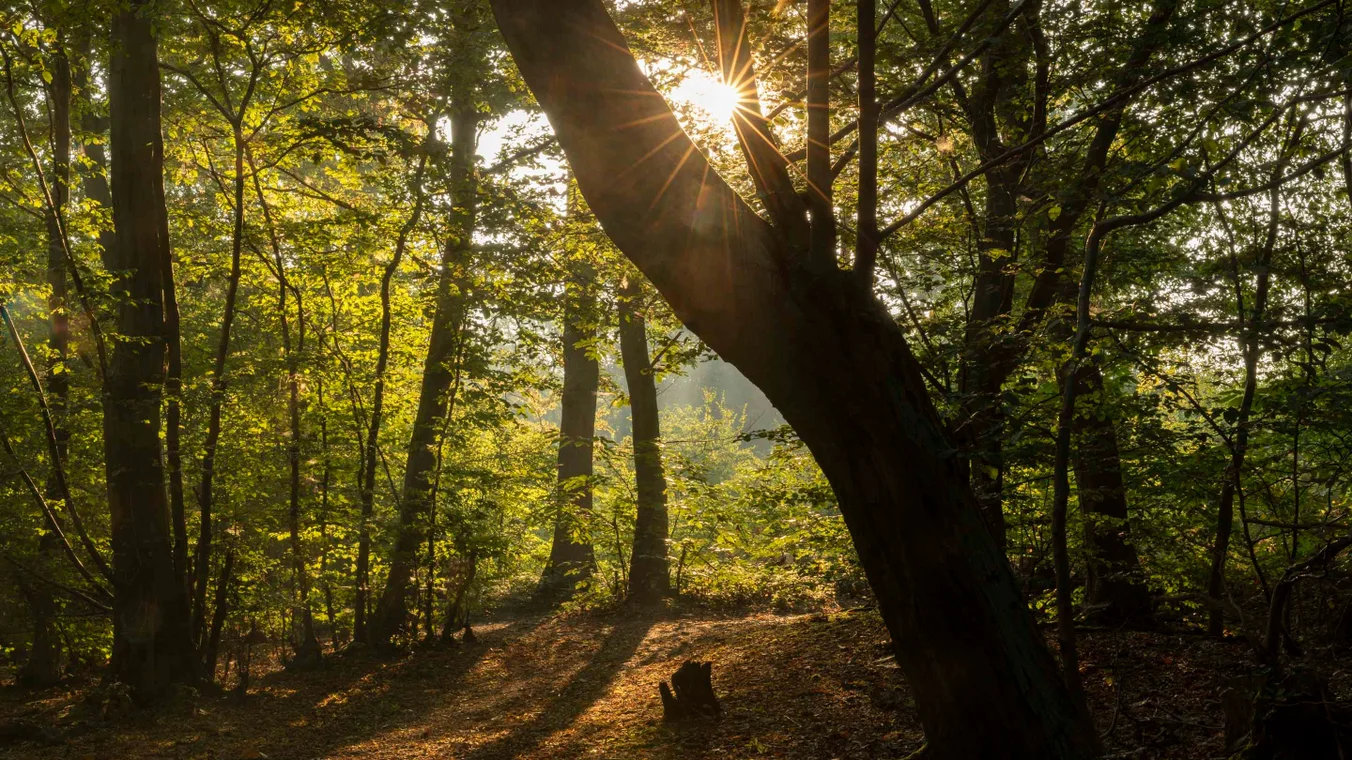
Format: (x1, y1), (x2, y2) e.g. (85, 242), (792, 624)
(659, 660), (721, 721)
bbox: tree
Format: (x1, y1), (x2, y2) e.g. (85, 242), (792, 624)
(490, 1), (1101, 755)
(539, 238), (601, 600)
(105, 0), (197, 698)
(619, 276), (670, 603)
(1073, 361), (1154, 629)
(370, 0), (484, 646)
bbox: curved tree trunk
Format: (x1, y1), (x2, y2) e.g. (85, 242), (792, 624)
(105, 1), (198, 699)
(619, 277), (669, 603)
(490, 2), (1100, 755)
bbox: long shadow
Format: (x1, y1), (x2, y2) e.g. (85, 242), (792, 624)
(238, 614), (547, 760)
(460, 616), (655, 760)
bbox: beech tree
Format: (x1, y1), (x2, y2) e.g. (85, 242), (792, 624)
(490, 1), (1100, 755)
(105, 0), (197, 697)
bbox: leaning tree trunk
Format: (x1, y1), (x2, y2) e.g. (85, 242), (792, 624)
(491, 2), (1100, 755)
(21, 40), (73, 689)
(619, 277), (669, 603)
(1072, 361), (1154, 629)
(539, 253), (600, 599)
(105, 1), (198, 699)
(369, 74), (479, 647)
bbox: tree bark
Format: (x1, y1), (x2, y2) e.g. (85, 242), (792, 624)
(490, 2), (1100, 755)
(1072, 361), (1154, 629)
(369, 62), (479, 646)
(540, 249), (599, 599)
(105, 1), (198, 698)
(619, 277), (669, 603)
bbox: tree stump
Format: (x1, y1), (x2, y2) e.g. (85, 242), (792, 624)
(659, 660), (720, 720)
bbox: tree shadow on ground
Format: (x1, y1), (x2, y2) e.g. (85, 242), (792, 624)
(458, 615), (655, 760)
(235, 614), (548, 759)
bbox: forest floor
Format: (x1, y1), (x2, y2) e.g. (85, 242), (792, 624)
(0, 606), (1293, 759)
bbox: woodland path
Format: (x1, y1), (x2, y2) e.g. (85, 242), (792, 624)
(0, 608), (1262, 759)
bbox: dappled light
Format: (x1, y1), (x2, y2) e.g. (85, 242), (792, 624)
(1, 0), (1351, 759)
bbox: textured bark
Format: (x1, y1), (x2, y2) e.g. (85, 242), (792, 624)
(490, 2), (1099, 755)
(619, 278), (669, 603)
(1072, 362), (1154, 629)
(105, 1), (198, 698)
(369, 58), (478, 646)
(540, 257), (600, 599)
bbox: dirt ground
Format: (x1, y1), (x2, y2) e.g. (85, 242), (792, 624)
(0, 608), (1283, 759)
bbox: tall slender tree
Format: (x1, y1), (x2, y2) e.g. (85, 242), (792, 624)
(540, 235), (600, 599)
(370, 1), (483, 645)
(619, 276), (669, 603)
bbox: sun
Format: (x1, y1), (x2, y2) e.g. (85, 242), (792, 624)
(673, 71), (742, 124)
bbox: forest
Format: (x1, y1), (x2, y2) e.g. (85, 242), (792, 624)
(0, 0), (1350, 757)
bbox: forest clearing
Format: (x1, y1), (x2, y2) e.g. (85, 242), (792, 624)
(2, 0), (1352, 757)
